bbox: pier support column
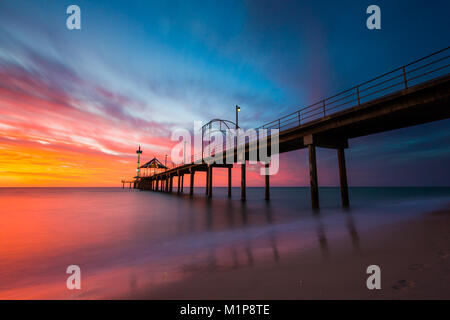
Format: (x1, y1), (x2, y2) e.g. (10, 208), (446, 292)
(165, 176), (169, 192)
(227, 167), (232, 198)
(241, 162), (246, 201)
(177, 172), (181, 194)
(265, 163), (270, 200)
(308, 144), (319, 209)
(208, 166), (213, 198)
(205, 169), (209, 195)
(337, 148), (350, 207)
(190, 171), (195, 196)
(156, 177), (159, 191)
(181, 175), (184, 193)
(169, 176), (173, 193)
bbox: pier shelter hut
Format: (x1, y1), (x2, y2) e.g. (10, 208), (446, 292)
(140, 157), (168, 177)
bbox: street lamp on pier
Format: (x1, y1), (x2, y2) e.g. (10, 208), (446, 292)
(136, 146), (142, 178)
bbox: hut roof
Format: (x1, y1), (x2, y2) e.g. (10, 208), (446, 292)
(139, 157), (168, 169)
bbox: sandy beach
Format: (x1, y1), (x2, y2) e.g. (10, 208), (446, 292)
(132, 206), (450, 300)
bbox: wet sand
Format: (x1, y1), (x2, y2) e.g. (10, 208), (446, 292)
(2, 188), (449, 299)
(131, 207), (450, 300)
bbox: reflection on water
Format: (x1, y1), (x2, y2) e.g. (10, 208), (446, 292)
(0, 187), (449, 299)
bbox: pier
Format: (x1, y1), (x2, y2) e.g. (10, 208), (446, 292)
(132, 48), (450, 208)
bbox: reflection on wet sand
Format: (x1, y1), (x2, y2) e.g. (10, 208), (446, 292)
(345, 208), (361, 253)
(312, 207), (361, 258)
(171, 191), (363, 281)
(226, 199), (239, 268)
(263, 201), (280, 263)
(3, 187), (441, 299)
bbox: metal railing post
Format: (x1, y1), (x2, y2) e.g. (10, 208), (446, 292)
(298, 111), (301, 126)
(357, 86), (360, 106)
(322, 100), (326, 117)
(402, 66), (408, 89)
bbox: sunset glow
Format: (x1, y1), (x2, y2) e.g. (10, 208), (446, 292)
(1, 0), (449, 187)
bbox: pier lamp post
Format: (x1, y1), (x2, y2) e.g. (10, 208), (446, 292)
(235, 105), (246, 200)
(136, 146), (142, 178)
(235, 105), (241, 155)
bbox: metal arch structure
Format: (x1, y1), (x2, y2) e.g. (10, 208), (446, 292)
(201, 119), (240, 136)
(200, 119), (241, 160)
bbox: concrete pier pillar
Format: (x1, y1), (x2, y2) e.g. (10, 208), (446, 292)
(190, 171), (195, 196)
(308, 144), (319, 209)
(177, 173), (181, 194)
(265, 163), (270, 200)
(181, 175), (184, 193)
(169, 176), (173, 193)
(205, 169), (209, 195)
(337, 148), (350, 207)
(227, 167), (232, 198)
(241, 162), (246, 201)
(165, 176), (169, 192)
(208, 166), (213, 198)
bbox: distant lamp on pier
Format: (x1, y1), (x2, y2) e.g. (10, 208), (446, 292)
(136, 146), (142, 178)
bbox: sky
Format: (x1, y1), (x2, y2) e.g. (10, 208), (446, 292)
(0, 0), (449, 187)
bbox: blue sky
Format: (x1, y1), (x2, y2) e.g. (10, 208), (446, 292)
(0, 0), (449, 186)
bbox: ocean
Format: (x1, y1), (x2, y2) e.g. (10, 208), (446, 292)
(0, 187), (449, 299)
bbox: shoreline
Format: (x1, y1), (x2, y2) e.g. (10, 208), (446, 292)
(129, 205), (450, 300)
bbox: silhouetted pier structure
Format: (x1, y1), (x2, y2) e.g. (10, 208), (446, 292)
(121, 179), (134, 189)
(132, 47), (450, 208)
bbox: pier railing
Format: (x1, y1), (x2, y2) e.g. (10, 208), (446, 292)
(256, 47), (450, 131)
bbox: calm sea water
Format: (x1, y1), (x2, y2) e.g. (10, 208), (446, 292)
(0, 187), (449, 299)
